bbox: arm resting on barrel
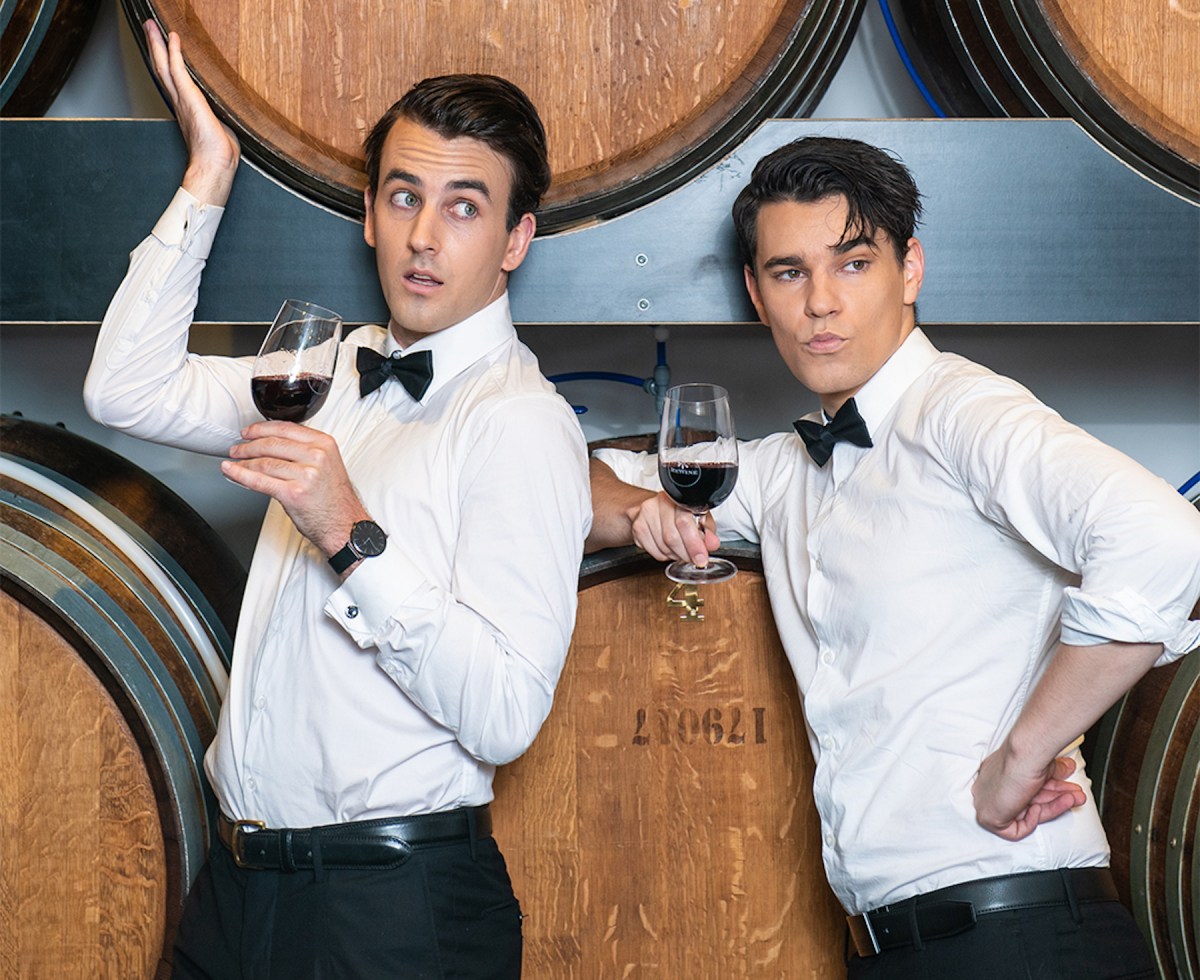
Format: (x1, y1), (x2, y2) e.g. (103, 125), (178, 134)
(586, 455), (719, 564)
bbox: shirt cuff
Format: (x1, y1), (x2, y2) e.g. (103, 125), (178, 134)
(1060, 585), (1200, 662)
(151, 187), (225, 256)
(324, 545), (428, 644)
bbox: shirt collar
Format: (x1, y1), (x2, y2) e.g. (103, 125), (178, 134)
(382, 293), (515, 402)
(843, 328), (940, 432)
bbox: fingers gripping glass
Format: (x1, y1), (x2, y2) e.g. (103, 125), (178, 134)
(251, 299), (343, 422)
(657, 383), (739, 584)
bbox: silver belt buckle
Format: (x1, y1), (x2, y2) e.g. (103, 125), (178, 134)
(847, 911), (882, 957)
(230, 818), (267, 868)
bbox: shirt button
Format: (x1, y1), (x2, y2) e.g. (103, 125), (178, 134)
(247, 777), (258, 791)
(346, 605), (359, 619)
(825, 833), (836, 848)
(821, 650), (834, 665)
(254, 696), (266, 709)
(821, 734), (835, 751)
(813, 556), (824, 571)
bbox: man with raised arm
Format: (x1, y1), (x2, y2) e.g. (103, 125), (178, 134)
(85, 22), (590, 978)
(587, 136), (1200, 979)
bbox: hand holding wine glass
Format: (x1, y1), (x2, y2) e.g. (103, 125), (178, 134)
(657, 383), (739, 584)
(251, 299), (342, 422)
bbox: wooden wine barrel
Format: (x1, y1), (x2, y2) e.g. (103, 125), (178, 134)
(0, 416), (242, 978)
(1084, 618), (1200, 978)
(0, 0), (103, 116)
(994, 0), (1200, 203)
(117, 0), (866, 232)
(891, 1), (1197, 201)
(491, 549), (845, 978)
(895, 0), (1065, 116)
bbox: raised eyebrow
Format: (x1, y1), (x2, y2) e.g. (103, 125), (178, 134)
(382, 172), (490, 201)
(834, 235), (880, 256)
(382, 169), (421, 187)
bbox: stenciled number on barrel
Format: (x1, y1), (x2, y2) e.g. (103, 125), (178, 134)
(632, 706), (766, 746)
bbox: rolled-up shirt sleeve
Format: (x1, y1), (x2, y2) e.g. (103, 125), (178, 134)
(1055, 466), (1200, 658)
(937, 373), (1200, 663)
(590, 446), (659, 488)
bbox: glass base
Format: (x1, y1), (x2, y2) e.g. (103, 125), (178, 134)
(665, 557), (738, 584)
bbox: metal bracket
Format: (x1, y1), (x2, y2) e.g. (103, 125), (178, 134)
(666, 583), (705, 621)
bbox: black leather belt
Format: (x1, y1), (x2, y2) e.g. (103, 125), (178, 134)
(217, 805), (493, 871)
(847, 867), (1119, 957)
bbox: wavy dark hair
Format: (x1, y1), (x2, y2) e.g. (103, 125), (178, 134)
(733, 137), (923, 272)
(364, 74), (551, 232)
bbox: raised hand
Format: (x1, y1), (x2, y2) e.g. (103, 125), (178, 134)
(143, 19), (240, 205)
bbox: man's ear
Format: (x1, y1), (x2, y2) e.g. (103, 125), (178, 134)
(902, 237), (925, 305)
(501, 212), (537, 273)
(743, 265), (768, 325)
(363, 187), (376, 248)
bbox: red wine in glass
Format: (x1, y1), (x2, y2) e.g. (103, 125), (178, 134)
(659, 460), (738, 512)
(251, 374), (333, 422)
(251, 299), (342, 422)
(657, 383), (739, 584)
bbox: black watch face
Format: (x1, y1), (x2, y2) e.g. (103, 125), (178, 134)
(350, 520), (387, 557)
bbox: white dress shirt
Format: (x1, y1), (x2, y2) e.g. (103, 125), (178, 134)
(596, 328), (1200, 913)
(86, 188), (592, 828)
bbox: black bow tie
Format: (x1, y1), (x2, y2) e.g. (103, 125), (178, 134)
(357, 347), (434, 400)
(794, 397), (873, 466)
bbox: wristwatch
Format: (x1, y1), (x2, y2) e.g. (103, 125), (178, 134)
(328, 519), (388, 574)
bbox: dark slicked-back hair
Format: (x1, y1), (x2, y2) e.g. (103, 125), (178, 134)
(364, 74), (551, 231)
(733, 137), (923, 272)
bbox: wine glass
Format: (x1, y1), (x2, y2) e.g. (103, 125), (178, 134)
(251, 299), (343, 422)
(657, 383), (739, 584)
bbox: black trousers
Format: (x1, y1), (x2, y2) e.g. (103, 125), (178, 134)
(846, 898), (1156, 980)
(172, 833), (522, 979)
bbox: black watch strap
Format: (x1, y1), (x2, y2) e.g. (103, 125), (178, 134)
(328, 543), (359, 575)
(328, 519), (387, 575)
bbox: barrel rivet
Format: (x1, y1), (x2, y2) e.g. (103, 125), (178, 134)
(1169, 837), (1178, 848)
(1134, 824), (1143, 835)
(637, 298), (651, 311)
(635, 253), (649, 266)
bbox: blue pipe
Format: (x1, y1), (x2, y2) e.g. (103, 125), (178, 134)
(876, 0), (947, 118)
(548, 371), (659, 416)
(548, 371), (646, 387)
(1179, 470), (1200, 497)
(548, 327), (671, 417)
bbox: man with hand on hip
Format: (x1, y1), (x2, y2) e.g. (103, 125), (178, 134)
(587, 135), (1200, 979)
